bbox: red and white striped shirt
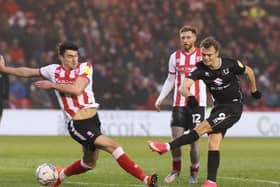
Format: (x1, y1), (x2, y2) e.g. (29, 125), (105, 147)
(40, 62), (99, 120)
(169, 48), (207, 107)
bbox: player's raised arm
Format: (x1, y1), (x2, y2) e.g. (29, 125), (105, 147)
(0, 55), (40, 77)
(244, 65), (262, 99)
(179, 78), (195, 97)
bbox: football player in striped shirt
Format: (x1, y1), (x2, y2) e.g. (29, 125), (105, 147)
(0, 42), (158, 187)
(155, 25), (207, 184)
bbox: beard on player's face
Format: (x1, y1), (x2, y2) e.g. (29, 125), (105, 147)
(182, 42), (193, 52)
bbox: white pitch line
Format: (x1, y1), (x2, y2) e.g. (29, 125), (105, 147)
(2, 167), (279, 187)
(220, 176), (280, 185)
(65, 181), (169, 187)
(66, 177), (280, 187)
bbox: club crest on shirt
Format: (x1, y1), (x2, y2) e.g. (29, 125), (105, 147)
(84, 66), (91, 75)
(222, 68), (230, 75)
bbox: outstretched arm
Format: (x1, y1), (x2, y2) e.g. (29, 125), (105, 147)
(0, 55), (40, 77)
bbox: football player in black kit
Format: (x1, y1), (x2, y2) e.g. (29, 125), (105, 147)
(0, 71), (9, 124)
(148, 36), (262, 187)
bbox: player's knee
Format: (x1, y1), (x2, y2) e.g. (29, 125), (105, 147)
(171, 147), (182, 156)
(97, 136), (120, 153)
(107, 142), (120, 153)
(207, 139), (220, 150)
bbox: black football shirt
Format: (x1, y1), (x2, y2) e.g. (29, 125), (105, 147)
(188, 57), (246, 104)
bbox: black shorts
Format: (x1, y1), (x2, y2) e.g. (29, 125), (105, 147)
(68, 113), (102, 151)
(171, 106), (205, 130)
(207, 103), (243, 136)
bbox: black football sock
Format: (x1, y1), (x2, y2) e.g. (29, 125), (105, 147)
(207, 150), (220, 182)
(169, 130), (199, 150)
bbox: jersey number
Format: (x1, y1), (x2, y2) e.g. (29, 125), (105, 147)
(192, 113), (201, 124)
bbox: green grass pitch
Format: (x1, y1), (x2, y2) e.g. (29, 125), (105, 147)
(0, 136), (279, 187)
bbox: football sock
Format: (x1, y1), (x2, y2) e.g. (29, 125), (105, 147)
(190, 163), (200, 169)
(207, 150), (220, 182)
(169, 130), (199, 150)
(190, 165), (199, 175)
(63, 160), (92, 178)
(172, 157), (181, 172)
(112, 147), (146, 181)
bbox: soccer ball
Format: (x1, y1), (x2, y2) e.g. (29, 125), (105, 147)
(35, 163), (58, 186)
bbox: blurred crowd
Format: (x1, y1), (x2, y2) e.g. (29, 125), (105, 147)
(0, 0), (279, 110)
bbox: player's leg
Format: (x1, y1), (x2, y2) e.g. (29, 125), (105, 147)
(52, 147), (99, 187)
(165, 107), (187, 183)
(202, 103), (242, 187)
(51, 115), (102, 187)
(64, 147), (99, 177)
(189, 106), (204, 183)
(149, 104), (241, 153)
(201, 133), (222, 187)
(207, 133), (222, 183)
(95, 135), (158, 186)
(189, 140), (200, 183)
(149, 120), (211, 153)
(164, 126), (184, 183)
(70, 113), (157, 186)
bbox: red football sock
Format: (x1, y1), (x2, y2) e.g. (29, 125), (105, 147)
(64, 160), (91, 176)
(113, 147), (146, 181)
(190, 165), (199, 174)
(173, 159), (181, 172)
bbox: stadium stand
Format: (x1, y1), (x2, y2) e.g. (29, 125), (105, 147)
(0, 0), (279, 110)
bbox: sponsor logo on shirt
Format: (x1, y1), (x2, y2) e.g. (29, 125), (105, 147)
(175, 67), (193, 73)
(213, 78), (223, 86)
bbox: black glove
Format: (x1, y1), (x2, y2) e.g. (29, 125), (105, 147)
(187, 96), (198, 108)
(251, 90), (262, 99)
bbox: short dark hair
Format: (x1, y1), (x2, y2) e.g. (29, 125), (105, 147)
(58, 42), (78, 55)
(179, 25), (197, 35)
(200, 36), (221, 52)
